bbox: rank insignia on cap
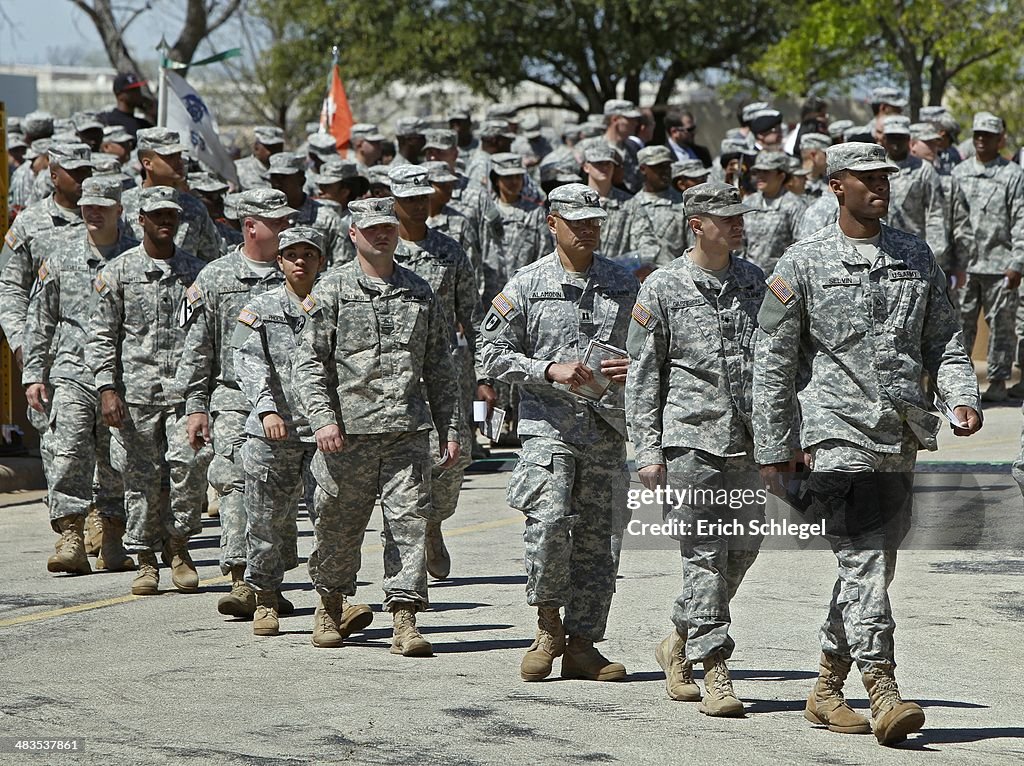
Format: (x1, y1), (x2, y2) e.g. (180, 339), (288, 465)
(94, 275), (107, 293)
(301, 294), (317, 313)
(4, 230), (18, 250)
(37, 261), (49, 282)
(238, 308), (259, 326)
(631, 302), (652, 327)
(767, 274), (796, 305)
(492, 292), (515, 317)
(186, 285), (202, 306)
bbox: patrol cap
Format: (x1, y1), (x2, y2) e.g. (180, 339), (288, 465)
(748, 109), (783, 134)
(740, 102), (771, 125)
(49, 142), (93, 170)
(751, 150), (790, 172)
(307, 133), (339, 158)
(561, 124), (582, 143)
(7, 132), (27, 150)
(367, 165), (392, 188)
(189, 171), (229, 194)
(539, 158), (582, 184)
(315, 158), (362, 184)
(548, 183), (607, 221)
(479, 120), (515, 140)
(583, 143), (621, 165)
(519, 113), (542, 139)
(23, 111), (55, 138)
(921, 107), (959, 134)
(349, 197), (399, 228)
(235, 188), (298, 219)
(919, 105), (948, 121)
(53, 130), (80, 144)
(351, 123), (385, 142)
(882, 115), (911, 136)
(603, 99), (642, 119)
(826, 141), (899, 176)
(278, 225), (323, 253)
(489, 152), (526, 176)
(799, 132), (832, 151)
(720, 136), (756, 157)
(827, 119), (854, 139)
(579, 119), (605, 139)
(139, 185), (183, 213)
(683, 181), (754, 218)
(787, 155), (810, 177)
(423, 128), (457, 151)
(54, 118), (74, 132)
(224, 192), (241, 221)
(394, 117), (426, 137)
(388, 165), (434, 197)
(910, 122), (941, 142)
(267, 151), (306, 176)
(73, 111), (104, 133)
(973, 111), (1004, 134)
(486, 103), (518, 121)
(671, 159), (710, 180)
(90, 153), (125, 175)
(25, 138), (53, 161)
(78, 176), (123, 207)
(447, 108), (472, 122)
(7, 117), (22, 134)
(869, 86), (907, 108)
(253, 126), (285, 146)
(423, 160), (458, 184)
(102, 125), (133, 144)
(843, 126), (873, 142)
(637, 145), (674, 166)
(137, 127), (187, 155)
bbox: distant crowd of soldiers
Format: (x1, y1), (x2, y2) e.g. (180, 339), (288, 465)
(2, 75), (1015, 746)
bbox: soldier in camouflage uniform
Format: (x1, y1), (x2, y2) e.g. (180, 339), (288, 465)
(392, 117), (427, 167)
(425, 160), (483, 283)
(576, 100), (643, 194)
(178, 189), (296, 618)
(120, 128), (224, 263)
(87, 186), (212, 597)
(189, 171), (243, 249)
(799, 133), (832, 199)
(268, 152), (348, 269)
(234, 126), (284, 191)
(753, 142), (981, 746)
(489, 153), (550, 283)
(22, 177), (137, 575)
(292, 197), (461, 655)
(8, 111), (55, 212)
(349, 123), (385, 175)
(741, 151), (806, 274)
(952, 113), (1024, 402)
(479, 183), (638, 683)
(626, 181), (765, 716)
(671, 160), (711, 250)
(624, 145), (688, 272)
(311, 158), (365, 268)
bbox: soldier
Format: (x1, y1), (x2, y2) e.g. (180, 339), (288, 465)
(479, 183), (639, 682)
(311, 159), (366, 270)
(292, 197), (461, 654)
(741, 151), (806, 274)
(425, 160), (483, 284)
(9, 112), (55, 211)
(952, 113), (1024, 402)
(865, 86), (907, 142)
(577, 100), (643, 193)
(87, 186), (211, 597)
(189, 171), (242, 249)
(626, 181), (765, 716)
(349, 123), (386, 174)
(786, 155), (812, 202)
(489, 153), (550, 283)
(22, 177), (138, 575)
(448, 108), (478, 157)
(465, 120), (517, 189)
(267, 151), (346, 269)
(799, 132), (832, 198)
(827, 120), (854, 145)
(671, 159), (710, 194)
(753, 142), (981, 746)
(392, 117), (426, 167)
(121, 128), (224, 262)
(624, 145), (688, 271)
(235, 126), (284, 191)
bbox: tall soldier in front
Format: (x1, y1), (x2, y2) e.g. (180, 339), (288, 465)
(753, 143), (981, 746)
(480, 183), (639, 682)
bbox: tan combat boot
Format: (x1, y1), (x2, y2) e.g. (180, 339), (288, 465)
(520, 607), (566, 681)
(425, 521), (451, 579)
(390, 605), (433, 657)
(206, 485), (221, 518)
(312, 593), (345, 648)
(95, 515), (135, 572)
(46, 515), (91, 575)
(253, 591), (280, 637)
(561, 636), (627, 681)
(698, 653), (745, 717)
(217, 565), (256, 617)
(655, 629), (702, 701)
(83, 506), (102, 557)
(863, 664), (925, 745)
(132, 551), (160, 595)
(164, 536), (199, 592)
(804, 652), (871, 734)
(338, 596), (374, 638)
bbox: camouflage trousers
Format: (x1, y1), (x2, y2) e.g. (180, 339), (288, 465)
(209, 409), (248, 574)
(42, 379), (124, 527)
(664, 447), (763, 662)
(506, 424), (628, 642)
(309, 431), (432, 611)
(429, 345), (475, 522)
(241, 436), (310, 592)
(26, 403), (54, 505)
(111, 403), (213, 553)
(961, 273), (1017, 381)
(808, 433), (916, 671)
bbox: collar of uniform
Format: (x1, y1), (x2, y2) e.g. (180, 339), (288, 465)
(230, 247), (280, 281)
(831, 223), (904, 267)
(679, 250), (743, 290)
(46, 195), (83, 225)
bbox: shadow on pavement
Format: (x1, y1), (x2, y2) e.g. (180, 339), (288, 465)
(430, 575), (528, 588)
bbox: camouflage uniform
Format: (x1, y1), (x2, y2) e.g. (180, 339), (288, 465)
(121, 186), (225, 263)
(293, 259), (460, 610)
(598, 187), (661, 267)
(740, 190), (806, 274)
(480, 251), (639, 641)
(292, 194), (348, 269)
(623, 188), (688, 268)
(886, 155), (949, 264)
(794, 190), (838, 240)
(234, 155), (272, 191)
(493, 199), (550, 289)
(449, 174), (505, 299)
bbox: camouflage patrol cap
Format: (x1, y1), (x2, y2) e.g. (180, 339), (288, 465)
(881, 115), (911, 136)
(486, 103), (519, 121)
(671, 159), (710, 181)
(278, 225), (323, 253)
(519, 113), (542, 139)
(25, 138), (53, 161)
(579, 119), (605, 139)
(188, 171), (230, 194)
(539, 158), (582, 184)
(490, 152), (526, 176)
(73, 111), (104, 133)
(235, 188), (298, 219)
(910, 122), (941, 142)
(921, 107), (959, 134)
(561, 124), (582, 142)
(447, 108), (472, 122)
(102, 125), (133, 144)
(53, 130), (80, 144)
(7, 117), (22, 135)
(23, 110), (55, 137)
(786, 156), (810, 177)
(720, 136), (757, 157)
(394, 117), (426, 137)
(740, 102), (770, 125)
(799, 132), (832, 151)
(869, 86), (907, 108)
(224, 192), (241, 221)
(351, 123), (385, 142)
(748, 109), (783, 134)
(827, 119), (854, 139)
(90, 153), (125, 175)
(368, 165), (392, 188)
(825, 141), (899, 176)
(423, 160), (458, 184)
(7, 132), (27, 150)
(307, 133), (339, 158)
(388, 165), (434, 197)
(137, 127), (187, 155)
(139, 185), (183, 213)
(603, 99), (641, 119)
(972, 112), (1004, 134)
(315, 158), (362, 184)
(267, 151), (306, 176)
(683, 181), (753, 218)
(480, 120), (515, 140)
(54, 118), (73, 132)
(424, 128), (457, 151)
(349, 197), (399, 228)
(751, 150), (790, 172)
(637, 145), (674, 166)
(78, 176), (123, 207)
(843, 126), (872, 142)
(253, 126), (285, 146)
(49, 142), (93, 170)
(548, 183), (607, 221)
(583, 143), (621, 165)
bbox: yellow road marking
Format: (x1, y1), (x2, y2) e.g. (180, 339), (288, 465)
(0, 514), (522, 629)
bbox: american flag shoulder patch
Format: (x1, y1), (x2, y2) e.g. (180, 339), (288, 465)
(94, 274), (107, 293)
(492, 292), (515, 317)
(767, 274), (796, 305)
(301, 294), (317, 313)
(186, 284), (202, 306)
(238, 308), (259, 326)
(631, 302), (652, 327)
(37, 260), (49, 282)
(3, 230), (17, 250)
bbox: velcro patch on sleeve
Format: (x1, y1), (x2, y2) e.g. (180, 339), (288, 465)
(767, 274), (796, 305)
(631, 302), (652, 327)
(492, 291), (515, 317)
(301, 294), (317, 313)
(186, 284), (202, 307)
(94, 274), (107, 293)
(238, 308), (259, 326)
(37, 260), (49, 282)
(3, 230), (17, 250)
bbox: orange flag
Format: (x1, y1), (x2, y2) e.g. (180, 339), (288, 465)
(319, 62), (353, 156)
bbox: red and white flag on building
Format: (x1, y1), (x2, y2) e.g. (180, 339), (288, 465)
(319, 51), (354, 156)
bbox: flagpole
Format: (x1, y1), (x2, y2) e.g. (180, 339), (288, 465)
(157, 37), (169, 128)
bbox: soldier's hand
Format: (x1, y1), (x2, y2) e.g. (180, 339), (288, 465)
(951, 406), (982, 436)
(315, 424), (345, 453)
(1004, 269), (1022, 290)
(100, 389), (126, 429)
(546, 361), (593, 386)
(476, 383), (497, 417)
(25, 383), (50, 413)
(638, 463), (666, 491)
(186, 413), (211, 451)
(439, 440), (461, 469)
(601, 357), (630, 385)
(13, 346), (24, 372)
(953, 270), (967, 290)
(261, 413), (287, 441)
(759, 462), (790, 498)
